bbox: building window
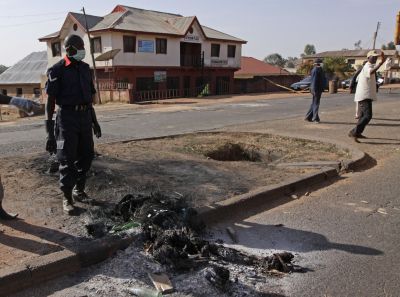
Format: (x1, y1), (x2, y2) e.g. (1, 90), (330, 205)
(51, 42), (61, 57)
(211, 44), (220, 57)
(91, 37), (102, 53)
(228, 45), (236, 58)
(33, 88), (41, 98)
(73, 23), (78, 31)
(123, 36), (136, 53)
(156, 38), (167, 54)
(16, 88), (22, 96)
(1, 89), (7, 96)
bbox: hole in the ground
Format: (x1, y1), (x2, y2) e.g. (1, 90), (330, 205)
(205, 143), (261, 162)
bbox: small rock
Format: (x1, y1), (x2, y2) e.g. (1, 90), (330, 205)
(377, 208), (388, 215)
(291, 194), (298, 199)
(305, 192), (310, 196)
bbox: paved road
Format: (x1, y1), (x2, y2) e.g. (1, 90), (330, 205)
(0, 91), (397, 157)
(212, 153), (400, 297)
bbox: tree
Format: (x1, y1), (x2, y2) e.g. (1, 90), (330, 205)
(322, 56), (354, 80)
(354, 40), (362, 50)
(0, 65), (7, 75)
(381, 41), (396, 50)
(264, 53), (287, 67)
(297, 61), (314, 76)
(285, 56), (299, 68)
(303, 44), (316, 56)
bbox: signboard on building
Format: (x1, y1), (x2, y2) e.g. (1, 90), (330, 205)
(138, 40), (155, 53)
(184, 35), (200, 43)
(211, 59), (228, 66)
(154, 71), (167, 82)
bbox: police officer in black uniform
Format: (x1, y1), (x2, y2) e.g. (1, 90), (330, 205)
(45, 34), (101, 215)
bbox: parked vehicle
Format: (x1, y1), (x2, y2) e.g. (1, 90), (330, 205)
(290, 76), (329, 91)
(342, 74), (384, 90)
(290, 76), (312, 90)
(341, 78), (351, 89)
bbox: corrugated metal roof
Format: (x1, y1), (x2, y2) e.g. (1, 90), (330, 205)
(70, 12), (104, 29)
(235, 57), (290, 78)
(0, 51), (47, 85)
(167, 16), (196, 35)
(105, 10), (181, 35)
(202, 25), (246, 43)
(305, 49), (398, 59)
(90, 12), (126, 31)
(90, 7), (182, 35)
(40, 5), (246, 43)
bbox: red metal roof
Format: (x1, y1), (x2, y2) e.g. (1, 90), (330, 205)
(235, 56), (289, 78)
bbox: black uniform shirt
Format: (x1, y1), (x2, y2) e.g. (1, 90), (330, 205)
(46, 56), (96, 106)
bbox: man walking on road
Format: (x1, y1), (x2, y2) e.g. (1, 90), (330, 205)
(305, 58), (326, 123)
(45, 34), (101, 215)
(348, 50), (386, 140)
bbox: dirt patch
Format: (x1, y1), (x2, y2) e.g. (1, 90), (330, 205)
(0, 131), (348, 268)
(205, 143), (261, 162)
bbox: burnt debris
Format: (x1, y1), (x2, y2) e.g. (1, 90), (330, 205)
(85, 191), (301, 294)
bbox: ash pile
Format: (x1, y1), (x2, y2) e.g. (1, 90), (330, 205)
(86, 192), (303, 293)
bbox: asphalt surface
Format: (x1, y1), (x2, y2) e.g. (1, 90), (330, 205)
(0, 91), (397, 157)
(211, 153), (400, 296)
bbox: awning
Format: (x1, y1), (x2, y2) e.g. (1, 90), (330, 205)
(95, 49), (121, 61)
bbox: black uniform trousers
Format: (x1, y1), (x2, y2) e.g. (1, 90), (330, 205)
(56, 108), (94, 194)
(351, 99), (372, 136)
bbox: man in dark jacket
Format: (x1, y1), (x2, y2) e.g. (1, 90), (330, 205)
(304, 58), (327, 123)
(45, 34), (101, 215)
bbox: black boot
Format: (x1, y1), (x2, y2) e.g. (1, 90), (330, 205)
(72, 185), (94, 204)
(62, 191), (75, 215)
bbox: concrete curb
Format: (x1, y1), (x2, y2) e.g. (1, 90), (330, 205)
(0, 131), (367, 296)
(196, 167), (338, 223)
(194, 131), (367, 223)
(0, 234), (138, 297)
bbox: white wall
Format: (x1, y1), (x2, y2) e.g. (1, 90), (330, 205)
(44, 18), (242, 69)
(110, 32), (180, 67)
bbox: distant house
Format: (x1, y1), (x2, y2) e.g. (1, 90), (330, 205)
(0, 51), (47, 100)
(304, 49), (400, 82)
(304, 49), (399, 70)
(234, 57), (301, 94)
(39, 4), (247, 102)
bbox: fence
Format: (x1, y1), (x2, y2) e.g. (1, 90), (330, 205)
(134, 85), (211, 102)
(99, 80), (129, 90)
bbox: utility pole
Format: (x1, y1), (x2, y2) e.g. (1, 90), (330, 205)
(372, 21), (381, 50)
(81, 7), (102, 104)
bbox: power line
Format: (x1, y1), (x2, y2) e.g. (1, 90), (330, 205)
(0, 11), (68, 18)
(0, 17), (63, 28)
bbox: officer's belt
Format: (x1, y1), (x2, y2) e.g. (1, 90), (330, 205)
(59, 104), (92, 111)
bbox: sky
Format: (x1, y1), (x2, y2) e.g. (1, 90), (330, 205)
(0, 0), (398, 66)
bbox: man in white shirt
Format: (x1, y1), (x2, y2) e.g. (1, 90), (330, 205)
(348, 50), (386, 140)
